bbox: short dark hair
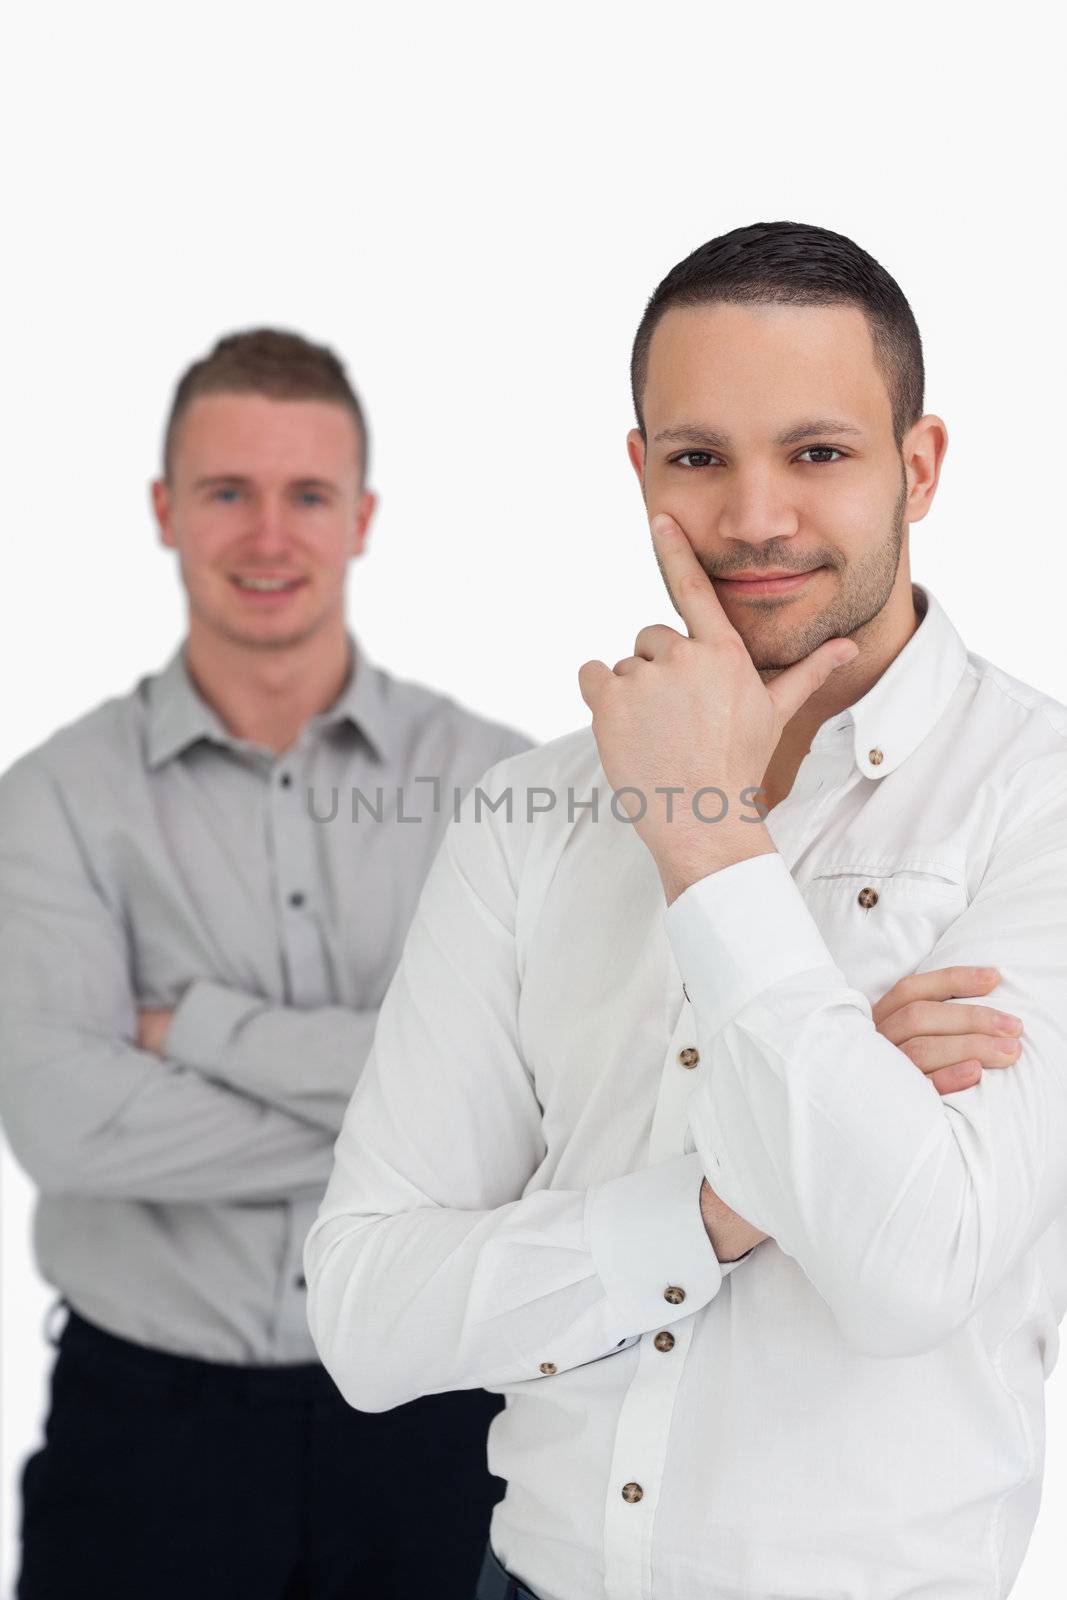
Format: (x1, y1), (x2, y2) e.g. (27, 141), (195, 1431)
(163, 326), (370, 483)
(631, 221), (924, 450)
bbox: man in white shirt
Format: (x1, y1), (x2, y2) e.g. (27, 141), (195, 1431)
(304, 221), (1067, 1599)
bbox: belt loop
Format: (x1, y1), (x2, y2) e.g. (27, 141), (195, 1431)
(42, 1296), (69, 1348)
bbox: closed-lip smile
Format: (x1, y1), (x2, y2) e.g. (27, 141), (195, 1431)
(714, 566), (825, 595)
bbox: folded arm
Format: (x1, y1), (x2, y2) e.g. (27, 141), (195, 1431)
(165, 985), (379, 1132)
(0, 758), (336, 1203)
(665, 751), (1067, 1357)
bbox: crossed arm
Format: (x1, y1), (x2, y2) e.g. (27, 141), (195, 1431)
(0, 758), (376, 1203)
(304, 753), (1057, 1411)
(145, 988), (380, 1134)
(664, 756), (1067, 1358)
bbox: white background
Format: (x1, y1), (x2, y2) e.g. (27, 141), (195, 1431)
(2, 1), (1065, 1592)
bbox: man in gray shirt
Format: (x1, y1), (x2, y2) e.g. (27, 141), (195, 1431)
(0, 328), (533, 1598)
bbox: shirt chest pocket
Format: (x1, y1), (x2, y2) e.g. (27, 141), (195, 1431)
(800, 850), (970, 1006)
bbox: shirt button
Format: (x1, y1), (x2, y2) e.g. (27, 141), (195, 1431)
(677, 1047), (700, 1069)
(621, 1482), (644, 1504)
(279, 772), (293, 788)
(868, 747), (885, 766)
(288, 891), (306, 908)
(653, 1331), (675, 1353)
(663, 1285), (686, 1306)
(295, 1273), (307, 1290)
(682, 983), (691, 1004)
(539, 1361), (557, 1376)
(857, 887), (879, 909)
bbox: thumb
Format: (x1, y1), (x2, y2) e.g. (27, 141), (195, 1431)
(765, 637), (859, 724)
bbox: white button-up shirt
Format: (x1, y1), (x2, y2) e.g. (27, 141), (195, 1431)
(305, 582), (1067, 1600)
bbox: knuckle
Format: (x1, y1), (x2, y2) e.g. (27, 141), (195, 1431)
(899, 1000), (928, 1033)
(677, 572), (707, 600)
(878, 975), (911, 1009)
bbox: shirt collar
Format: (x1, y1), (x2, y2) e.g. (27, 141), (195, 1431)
(809, 581), (969, 779)
(145, 632), (392, 770)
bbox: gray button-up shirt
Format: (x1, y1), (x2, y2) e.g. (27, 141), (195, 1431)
(0, 635), (533, 1362)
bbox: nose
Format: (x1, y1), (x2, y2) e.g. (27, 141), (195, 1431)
(715, 464), (799, 550)
(241, 494), (295, 558)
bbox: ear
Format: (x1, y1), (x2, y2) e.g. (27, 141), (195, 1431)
(151, 478), (176, 549)
(901, 414), (948, 525)
(350, 489), (378, 558)
(626, 427), (647, 489)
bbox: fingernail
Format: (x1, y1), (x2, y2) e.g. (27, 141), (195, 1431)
(971, 967), (999, 979)
(994, 1012), (1023, 1034)
(834, 642), (859, 666)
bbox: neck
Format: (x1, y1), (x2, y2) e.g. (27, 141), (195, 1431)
(183, 615), (353, 755)
(759, 565), (921, 809)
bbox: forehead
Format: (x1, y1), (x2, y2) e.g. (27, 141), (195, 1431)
(173, 392), (361, 477)
(643, 301), (892, 435)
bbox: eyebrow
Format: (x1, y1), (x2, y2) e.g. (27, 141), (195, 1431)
(193, 474), (340, 492)
(651, 418), (866, 449)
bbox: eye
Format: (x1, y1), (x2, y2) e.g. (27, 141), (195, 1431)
(670, 451), (719, 470)
(796, 446), (845, 464)
(212, 486), (241, 503)
(297, 490), (327, 506)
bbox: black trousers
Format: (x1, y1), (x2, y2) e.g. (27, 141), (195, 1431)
(17, 1309), (506, 1599)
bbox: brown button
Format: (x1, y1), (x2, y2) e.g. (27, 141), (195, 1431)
(663, 1285), (686, 1305)
(653, 1331), (675, 1352)
(539, 1361), (557, 1376)
(868, 747), (884, 766)
(677, 1046), (700, 1069)
(621, 1481), (644, 1503)
(857, 886), (879, 909)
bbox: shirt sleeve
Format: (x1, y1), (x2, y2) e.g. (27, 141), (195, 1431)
(304, 769), (729, 1414)
(664, 749), (1067, 1358)
(167, 984), (379, 1132)
(0, 755), (336, 1203)
(496, 727), (538, 760)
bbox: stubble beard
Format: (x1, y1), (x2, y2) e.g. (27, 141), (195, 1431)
(737, 474), (908, 677)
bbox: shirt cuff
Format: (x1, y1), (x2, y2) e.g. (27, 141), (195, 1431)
(167, 980), (261, 1072)
(587, 1151), (725, 1331)
(664, 851), (839, 1038)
